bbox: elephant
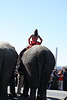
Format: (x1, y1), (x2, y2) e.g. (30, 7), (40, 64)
(20, 45), (55, 100)
(0, 42), (18, 100)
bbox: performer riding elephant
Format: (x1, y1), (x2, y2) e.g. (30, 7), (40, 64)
(18, 29), (43, 61)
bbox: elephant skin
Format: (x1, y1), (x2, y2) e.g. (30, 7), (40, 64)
(0, 42), (18, 100)
(21, 45), (55, 100)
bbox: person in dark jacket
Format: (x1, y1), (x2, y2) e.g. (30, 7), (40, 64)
(63, 69), (67, 91)
(51, 70), (58, 90)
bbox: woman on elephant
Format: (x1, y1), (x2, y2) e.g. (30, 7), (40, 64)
(27, 29), (43, 49)
(18, 29), (43, 60)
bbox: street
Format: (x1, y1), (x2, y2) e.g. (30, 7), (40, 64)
(47, 89), (67, 100)
(8, 87), (67, 100)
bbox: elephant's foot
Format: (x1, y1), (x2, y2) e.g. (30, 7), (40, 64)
(38, 96), (46, 100)
(41, 97), (46, 100)
(37, 95), (40, 100)
(19, 94), (29, 100)
(37, 97), (46, 100)
(37, 94), (46, 100)
(1, 95), (9, 100)
(21, 92), (29, 98)
(30, 98), (36, 100)
(30, 96), (36, 100)
(7, 93), (18, 100)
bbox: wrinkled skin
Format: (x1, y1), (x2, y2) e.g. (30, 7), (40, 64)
(21, 45), (55, 100)
(0, 42), (18, 100)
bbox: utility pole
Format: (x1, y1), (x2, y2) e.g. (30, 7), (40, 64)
(55, 47), (58, 69)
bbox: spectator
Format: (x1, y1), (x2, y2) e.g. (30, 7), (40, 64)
(58, 70), (64, 90)
(50, 70), (58, 90)
(63, 69), (67, 91)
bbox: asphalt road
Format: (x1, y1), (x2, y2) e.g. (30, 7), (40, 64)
(47, 90), (67, 100)
(7, 88), (67, 100)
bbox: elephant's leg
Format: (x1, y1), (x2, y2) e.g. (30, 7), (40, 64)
(0, 61), (16, 99)
(10, 72), (16, 97)
(30, 75), (37, 100)
(38, 86), (46, 100)
(0, 79), (8, 100)
(30, 88), (36, 100)
(17, 75), (24, 94)
(29, 63), (39, 100)
(0, 68), (10, 100)
(38, 72), (49, 100)
(22, 78), (29, 98)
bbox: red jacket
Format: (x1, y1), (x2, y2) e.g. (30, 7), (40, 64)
(58, 74), (64, 81)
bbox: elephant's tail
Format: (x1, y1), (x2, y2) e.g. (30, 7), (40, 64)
(37, 58), (43, 86)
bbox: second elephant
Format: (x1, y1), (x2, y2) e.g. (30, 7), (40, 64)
(20, 45), (55, 100)
(0, 42), (18, 100)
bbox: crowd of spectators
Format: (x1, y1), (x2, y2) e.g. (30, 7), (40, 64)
(48, 67), (67, 91)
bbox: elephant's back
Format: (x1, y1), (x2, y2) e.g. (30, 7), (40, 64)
(0, 41), (18, 60)
(23, 45), (54, 59)
(22, 45), (55, 87)
(0, 42), (18, 75)
(0, 41), (15, 50)
(22, 45), (55, 69)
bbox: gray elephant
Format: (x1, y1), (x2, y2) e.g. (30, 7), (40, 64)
(0, 42), (18, 100)
(19, 45), (55, 100)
